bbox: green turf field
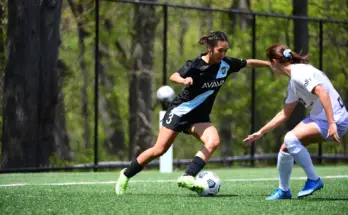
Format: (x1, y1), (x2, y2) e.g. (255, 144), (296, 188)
(1, 166), (348, 215)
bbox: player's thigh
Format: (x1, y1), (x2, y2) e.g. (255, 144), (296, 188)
(154, 126), (178, 151)
(189, 122), (220, 145)
(280, 121), (324, 151)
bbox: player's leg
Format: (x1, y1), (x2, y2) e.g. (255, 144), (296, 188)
(116, 126), (178, 195)
(265, 149), (294, 200)
(177, 122), (220, 192)
(283, 120), (325, 198)
(266, 118), (324, 200)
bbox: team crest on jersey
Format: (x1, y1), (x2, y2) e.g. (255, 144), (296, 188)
(221, 67), (227, 75)
(216, 60), (230, 79)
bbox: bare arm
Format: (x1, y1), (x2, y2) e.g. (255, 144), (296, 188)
(246, 59), (271, 68)
(243, 102), (297, 145)
(313, 85), (334, 124)
(313, 84), (341, 143)
(169, 72), (193, 85)
(259, 102), (297, 135)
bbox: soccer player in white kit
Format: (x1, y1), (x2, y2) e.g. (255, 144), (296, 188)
(243, 43), (348, 200)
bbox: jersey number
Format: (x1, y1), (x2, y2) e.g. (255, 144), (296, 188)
(166, 112), (174, 124)
(338, 97), (344, 108)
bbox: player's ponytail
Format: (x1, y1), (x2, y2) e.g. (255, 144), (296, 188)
(290, 51), (309, 64)
(198, 31), (229, 47)
(199, 35), (209, 44)
(266, 43), (309, 64)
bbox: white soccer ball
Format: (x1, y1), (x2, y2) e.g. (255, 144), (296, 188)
(156, 85), (175, 103)
(196, 171), (221, 196)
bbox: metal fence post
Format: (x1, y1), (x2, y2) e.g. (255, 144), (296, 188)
(163, 4), (168, 86)
(250, 14), (256, 167)
(318, 20), (323, 164)
(94, 0), (100, 171)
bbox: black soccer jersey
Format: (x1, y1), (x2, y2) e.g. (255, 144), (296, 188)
(167, 54), (247, 117)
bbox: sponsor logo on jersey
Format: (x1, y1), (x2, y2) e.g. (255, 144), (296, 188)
(303, 78), (311, 88)
(298, 98), (307, 106)
(202, 79), (225, 88)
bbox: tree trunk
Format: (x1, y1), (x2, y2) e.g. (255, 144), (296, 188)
(179, 12), (188, 55)
(200, 0), (213, 35)
(128, 0), (157, 160)
(0, 1), (6, 121)
(287, 0), (308, 130)
(54, 59), (73, 161)
(0, 0), (5, 73)
(67, 0), (90, 148)
(229, 0), (251, 31)
(99, 52), (126, 159)
(220, 117), (232, 167)
(2, 0), (62, 168)
(98, 19), (126, 158)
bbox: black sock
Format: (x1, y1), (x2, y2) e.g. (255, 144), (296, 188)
(124, 160), (143, 178)
(184, 156), (206, 177)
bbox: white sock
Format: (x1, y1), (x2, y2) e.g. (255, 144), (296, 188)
(290, 144), (319, 181)
(277, 151), (293, 191)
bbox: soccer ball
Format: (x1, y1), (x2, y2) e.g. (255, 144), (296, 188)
(156, 85), (175, 103)
(195, 171), (221, 196)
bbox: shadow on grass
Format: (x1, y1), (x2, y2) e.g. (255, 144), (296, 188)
(299, 197), (348, 201)
(126, 193), (240, 198)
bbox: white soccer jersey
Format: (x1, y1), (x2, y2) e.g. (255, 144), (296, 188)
(285, 64), (347, 122)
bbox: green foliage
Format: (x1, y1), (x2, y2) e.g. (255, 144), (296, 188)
(2, 0), (345, 165)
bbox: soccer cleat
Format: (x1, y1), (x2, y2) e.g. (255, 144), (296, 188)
(115, 168), (129, 195)
(177, 175), (204, 193)
(297, 178), (323, 198)
(265, 188), (292, 200)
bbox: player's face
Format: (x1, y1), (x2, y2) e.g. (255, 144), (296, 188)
(270, 59), (283, 76)
(210, 41), (229, 63)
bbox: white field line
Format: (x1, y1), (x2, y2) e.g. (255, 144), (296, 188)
(0, 175), (347, 187)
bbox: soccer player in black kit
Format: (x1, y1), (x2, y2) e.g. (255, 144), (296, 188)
(116, 31), (270, 195)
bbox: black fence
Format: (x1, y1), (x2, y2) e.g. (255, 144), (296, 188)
(1, 0), (348, 173)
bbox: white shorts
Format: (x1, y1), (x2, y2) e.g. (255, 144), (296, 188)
(302, 113), (348, 141)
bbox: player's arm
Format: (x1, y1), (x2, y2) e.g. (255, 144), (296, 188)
(313, 84), (341, 143)
(246, 59), (271, 68)
(169, 72), (193, 85)
(170, 60), (194, 85)
(259, 102), (297, 135)
(243, 102), (297, 145)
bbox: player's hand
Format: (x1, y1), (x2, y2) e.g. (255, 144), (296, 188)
(243, 131), (263, 146)
(327, 123), (341, 144)
(183, 77), (193, 85)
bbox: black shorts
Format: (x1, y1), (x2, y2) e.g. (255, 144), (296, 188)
(161, 110), (211, 134)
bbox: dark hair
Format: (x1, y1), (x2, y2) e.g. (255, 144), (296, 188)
(198, 31), (229, 47)
(266, 43), (309, 64)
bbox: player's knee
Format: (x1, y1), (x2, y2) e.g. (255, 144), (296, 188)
(206, 138), (220, 151)
(284, 132), (302, 154)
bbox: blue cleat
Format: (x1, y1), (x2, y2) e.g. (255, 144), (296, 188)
(297, 178), (323, 198)
(266, 188), (292, 200)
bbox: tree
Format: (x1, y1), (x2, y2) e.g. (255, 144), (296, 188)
(128, 0), (158, 160)
(1, 0), (63, 168)
(67, 0), (91, 148)
(286, 0), (309, 130)
(229, 0), (251, 31)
